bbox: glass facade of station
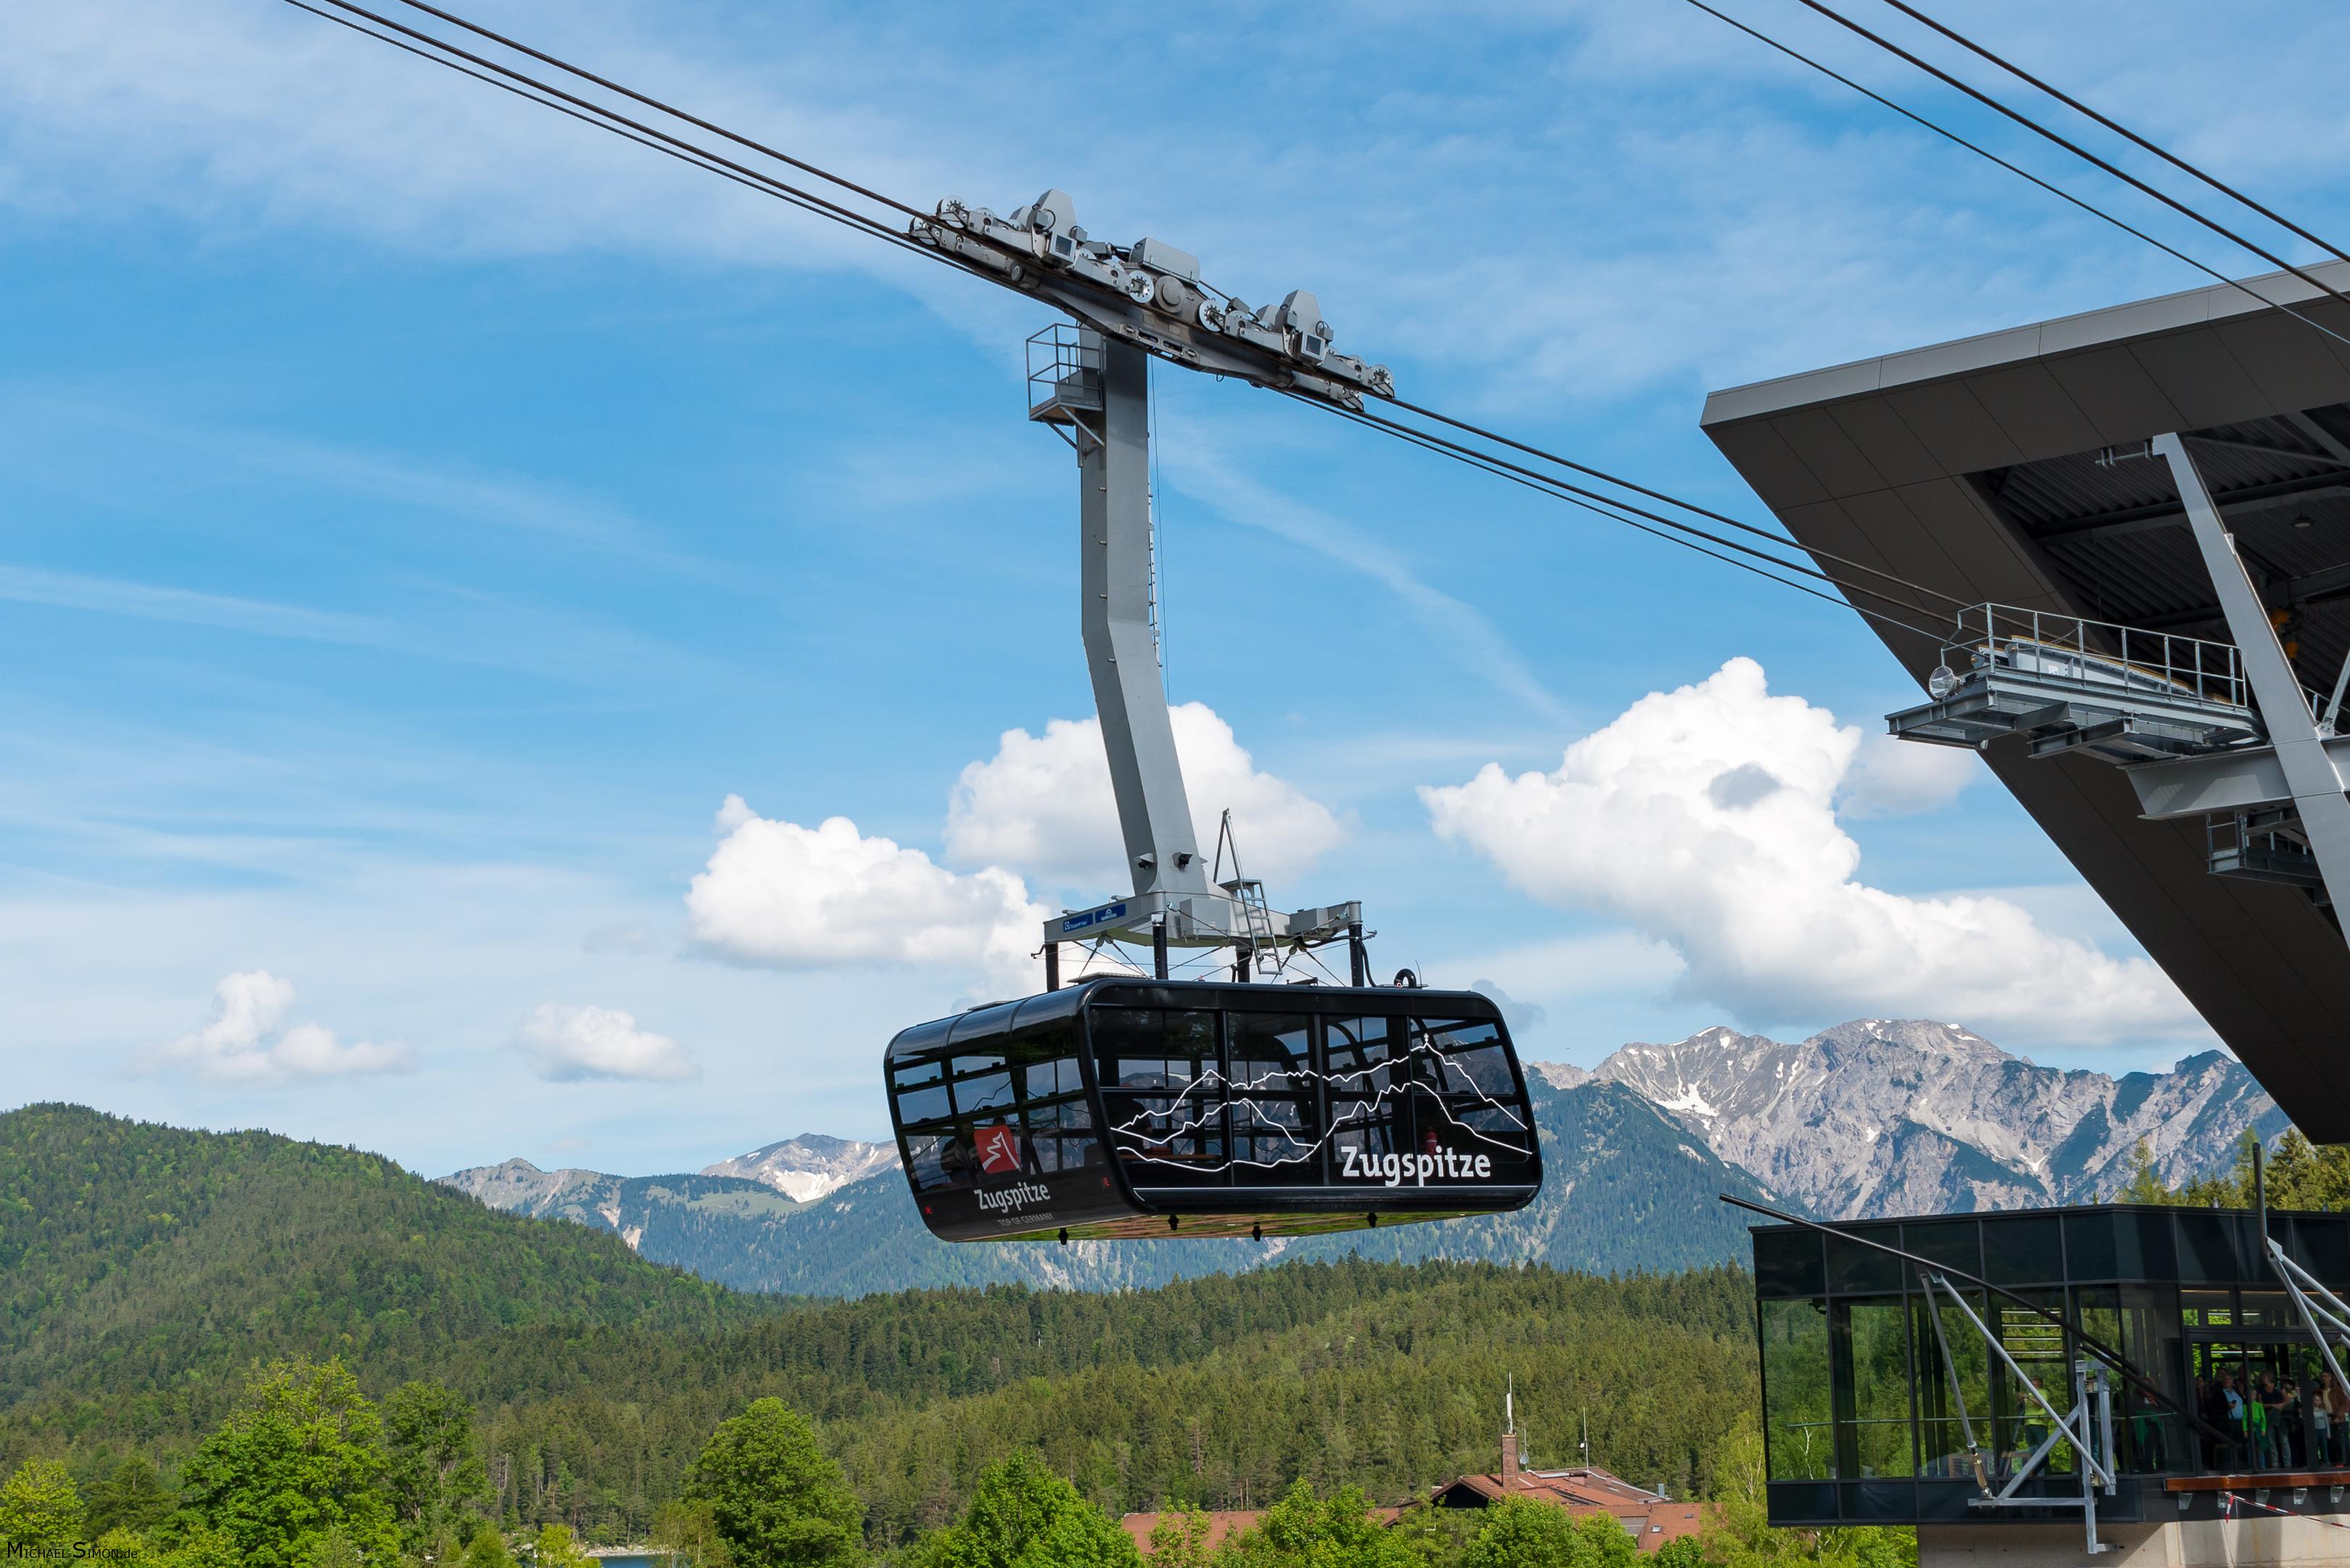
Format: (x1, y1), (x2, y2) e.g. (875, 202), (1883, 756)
(1752, 1204), (2350, 1527)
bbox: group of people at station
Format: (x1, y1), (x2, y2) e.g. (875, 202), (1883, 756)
(2197, 1366), (2350, 1472)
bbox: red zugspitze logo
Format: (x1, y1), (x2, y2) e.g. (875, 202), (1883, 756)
(975, 1125), (1021, 1174)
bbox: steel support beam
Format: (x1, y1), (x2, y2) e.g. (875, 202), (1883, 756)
(2125, 735), (2350, 820)
(2029, 476), (2350, 544)
(2157, 432), (2350, 921)
(1078, 332), (1211, 901)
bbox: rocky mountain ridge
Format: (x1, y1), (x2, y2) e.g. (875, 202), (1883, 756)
(1559, 1018), (2281, 1220)
(700, 1132), (899, 1201)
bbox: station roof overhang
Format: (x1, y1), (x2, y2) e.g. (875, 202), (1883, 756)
(1699, 262), (2350, 1140)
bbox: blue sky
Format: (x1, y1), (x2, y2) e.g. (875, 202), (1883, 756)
(4, 0), (2346, 1177)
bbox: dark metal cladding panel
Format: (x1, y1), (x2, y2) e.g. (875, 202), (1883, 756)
(1702, 271), (2350, 1140)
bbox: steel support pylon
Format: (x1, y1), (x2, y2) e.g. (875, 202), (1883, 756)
(1075, 333), (1213, 902)
(2158, 432), (2350, 926)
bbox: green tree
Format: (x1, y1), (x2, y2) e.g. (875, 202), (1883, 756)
(654, 1499), (733, 1567)
(384, 1381), (490, 1547)
(0, 1456), (84, 1550)
(1651, 1538), (1704, 1568)
(1461, 1498), (1579, 1568)
(88, 1456), (175, 1536)
(1145, 1505), (1211, 1568)
(1564, 1513), (1640, 1568)
(177, 1357), (401, 1568)
(683, 1398), (862, 1568)
(1215, 1480), (1415, 1568)
(534, 1523), (593, 1568)
(157, 1524), (244, 1568)
(297, 1527), (368, 1568)
(461, 1530), (518, 1568)
(917, 1450), (1139, 1568)
(2116, 1140), (2170, 1204)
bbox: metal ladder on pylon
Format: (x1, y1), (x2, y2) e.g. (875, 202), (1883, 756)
(1213, 810), (1282, 978)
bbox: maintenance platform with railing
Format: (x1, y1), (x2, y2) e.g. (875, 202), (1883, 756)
(1886, 606), (2262, 762)
(1886, 604), (2350, 903)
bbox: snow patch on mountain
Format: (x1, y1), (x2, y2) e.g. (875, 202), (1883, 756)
(701, 1133), (900, 1202)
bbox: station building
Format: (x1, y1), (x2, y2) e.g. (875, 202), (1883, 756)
(1709, 265), (2350, 1566)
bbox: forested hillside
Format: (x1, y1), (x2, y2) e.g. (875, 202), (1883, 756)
(0, 1104), (780, 1431)
(0, 1105), (1764, 1548)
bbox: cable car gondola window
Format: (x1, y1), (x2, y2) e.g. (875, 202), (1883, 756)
(892, 1057), (952, 1127)
(1094, 1007), (1226, 1187)
(1228, 1012), (1323, 1184)
(1327, 1014), (1404, 1172)
(1407, 1015), (1538, 1183)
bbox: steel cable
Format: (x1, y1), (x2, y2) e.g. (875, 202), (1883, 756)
(1788, 0), (2350, 314)
(1872, 0), (2350, 271)
(280, 0), (1968, 646)
(1679, 0), (2350, 356)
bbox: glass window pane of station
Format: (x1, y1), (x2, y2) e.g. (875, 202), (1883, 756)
(1762, 1300), (1834, 1480)
(2180, 1289), (2232, 1331)
(1826, 1234), (1902, 1295)
(2188, 1340), (2250, 1472)
(2063, 1212), (2118, 1280)
(2283, 1214), (2350, 1290)
(2238, 1290), (2296, 1329)
(2118, 1210), (2177, 1280)
(2075, 1285), (2182, 1474)
(1832, 1299), (1913, 1480)
(1982, 1214), (2064, 1286)
(1755, 1230), (1826, 1298)
(1990, 1290), (2074, 1474)
(1903, 1218), (1980, 1279)
(1911, 1287), (1990, 1480)
(2176, 1212), (2242, 1282)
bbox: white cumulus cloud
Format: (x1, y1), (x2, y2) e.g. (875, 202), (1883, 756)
(688, 796), (1045, 986)
(945, 702), (1343, 888)
(1839, 730), (1980, 819)
(1421, 658), (2199, 1046)
(141, 970), (413, 1085)
(512, 1002), (696, 1083)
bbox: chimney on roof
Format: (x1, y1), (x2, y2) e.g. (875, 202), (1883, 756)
(1501, 1429), (1520, 1491)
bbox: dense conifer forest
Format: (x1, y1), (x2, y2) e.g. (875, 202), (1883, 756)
(1, 1104), (1913, 1564)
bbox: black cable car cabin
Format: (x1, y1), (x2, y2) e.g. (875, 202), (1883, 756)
(884, 978), (1542, 1242)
